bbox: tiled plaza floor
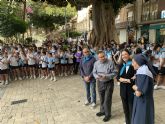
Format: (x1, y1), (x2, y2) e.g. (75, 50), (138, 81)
(0, 75), (164, 124)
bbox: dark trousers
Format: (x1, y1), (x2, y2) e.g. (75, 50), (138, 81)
(121, 96), (133, 124)
(74, 62), (79, 74)
(98, 80), (114, 117)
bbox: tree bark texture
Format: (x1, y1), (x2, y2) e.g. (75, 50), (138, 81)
(90, 0), (119, 46)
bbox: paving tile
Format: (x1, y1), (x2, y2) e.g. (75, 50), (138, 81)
(0, 75), (164, 124)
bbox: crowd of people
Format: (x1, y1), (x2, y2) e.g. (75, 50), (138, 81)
(79, 40), (164, 123)
(0, 39), (164, 124)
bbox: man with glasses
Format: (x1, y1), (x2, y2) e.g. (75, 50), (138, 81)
(93, 51), (116, 122)
(80, 48), (96, 108)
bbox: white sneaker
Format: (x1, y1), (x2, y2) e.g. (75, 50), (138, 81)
(61, 73), (63, 77)
(33, 75), (36, 79)
(91, 103), (96, 107)
(41, 76), (44, 79)
(45, 76), (48, 80)
(19, 77), (22, 80)
(154, 85), (159, 90)
(5, 80), (9, 85)
(26, 76), (29, 79)
(53, 78), (57, 82)
(84, 101), (90, 106)
(15, 78), (18, 81)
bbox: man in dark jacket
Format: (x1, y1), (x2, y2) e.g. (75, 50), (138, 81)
(80, 48), (96, 108)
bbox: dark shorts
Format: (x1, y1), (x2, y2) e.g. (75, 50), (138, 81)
(55, 63), (60, 66)
(61, 64), (67, 66)
(159, 67), (165, 75)
(10, 66), (19, 70)
(68, 63), (74, 66)
(153, 66), (159, 74)
(28, 65), (35, 68)
(42, 67), (47, 70)
(23, 64), (28, 67)
(0, 69), (9, 74)
(48, 68), (55, 71)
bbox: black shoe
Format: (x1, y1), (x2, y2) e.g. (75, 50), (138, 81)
(103, 116), (111, 122)
(96, 112), (105, 117)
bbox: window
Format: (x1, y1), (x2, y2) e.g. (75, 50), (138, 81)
(115, 15), (120, 24)
(127, 11), (133, 21)
(142, 0), (158, 21)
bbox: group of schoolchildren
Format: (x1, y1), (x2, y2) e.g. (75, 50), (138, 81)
(0, 40), (164, 89)
(0, 41), (83, 85)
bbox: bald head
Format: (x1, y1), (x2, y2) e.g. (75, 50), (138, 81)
(97, 51), (106, 63)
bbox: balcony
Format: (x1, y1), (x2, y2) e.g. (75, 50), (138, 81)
(141, 11), (165, 23)
(115, 21), (135, 29)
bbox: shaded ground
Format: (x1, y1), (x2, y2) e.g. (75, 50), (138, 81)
(0, 75), (164, 124)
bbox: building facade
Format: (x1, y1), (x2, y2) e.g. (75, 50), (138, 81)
(115, 1), (142, 44)
(116, 0), (165, 44)
(140, 0), (165, 44)
(75, 6), (92, 33)
(73, 0), (165, 44)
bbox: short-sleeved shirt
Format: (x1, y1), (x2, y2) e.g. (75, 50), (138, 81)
(67, 53), (74, 64)
(10, 56), (19, 66)
(41, 55), (48, 68)
(60, 54), (68, 64)
(160, 51), (165, 59)
(0, 57), (8, 70)
(27, 53), (35, 65)
(152, 52), (160, 67)
(47, 57), (55, 68)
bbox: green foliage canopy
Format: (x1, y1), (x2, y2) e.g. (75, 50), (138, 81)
(0, 0), (27, 37)
(29, 1), (77, 30)
(32, 0), (136, 14)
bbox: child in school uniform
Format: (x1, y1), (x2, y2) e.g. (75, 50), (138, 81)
(55, 49), (60, 76)
(47, 53), (57, 81)
(66, 49), (74, 75)
(20, 49), (28, 79)
(40, 51), (48, 79)
(60, 50), (68, 77)
(35, 51), (42, 78)
(0, 52), (9, 85)
(27, 49), (36, 79)
(9, 52), (22, 80)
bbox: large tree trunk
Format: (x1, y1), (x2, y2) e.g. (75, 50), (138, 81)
(90, 0), (118, 46)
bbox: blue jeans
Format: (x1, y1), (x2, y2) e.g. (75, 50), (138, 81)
(84, 81), (96, 104)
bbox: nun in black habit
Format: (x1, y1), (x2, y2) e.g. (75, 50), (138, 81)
(131, 54), (155, 124)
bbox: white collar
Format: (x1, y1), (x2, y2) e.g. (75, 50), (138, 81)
(136, 65), (153, 79)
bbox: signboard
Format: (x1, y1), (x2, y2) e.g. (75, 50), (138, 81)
(161, 10), (165, 19)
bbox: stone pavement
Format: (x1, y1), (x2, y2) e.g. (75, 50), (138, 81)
(0, 75), (164, 124)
